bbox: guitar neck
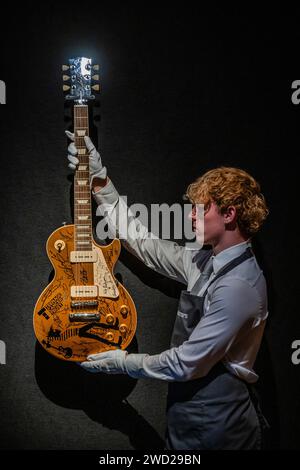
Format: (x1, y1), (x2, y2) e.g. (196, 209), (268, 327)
(73, 104), (92, 251)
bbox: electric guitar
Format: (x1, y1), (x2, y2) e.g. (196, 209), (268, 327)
(33, 57), (137, 361)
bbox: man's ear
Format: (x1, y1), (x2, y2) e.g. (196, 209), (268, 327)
(223, 206), (237, 224)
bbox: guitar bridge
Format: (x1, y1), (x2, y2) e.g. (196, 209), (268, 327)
(71, 300), (98, 308)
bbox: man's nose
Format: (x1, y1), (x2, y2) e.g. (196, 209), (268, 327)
(188, 209), (195, 220)
(189, 203), (197, 218)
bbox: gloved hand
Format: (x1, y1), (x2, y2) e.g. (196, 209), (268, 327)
(66, 130), (107, 187)
(79, 349), (129, 374)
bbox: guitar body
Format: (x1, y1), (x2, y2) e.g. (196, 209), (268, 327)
(33, 225), (137, 361)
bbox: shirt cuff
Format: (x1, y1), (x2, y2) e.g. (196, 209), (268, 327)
(92, 178), (119, 206)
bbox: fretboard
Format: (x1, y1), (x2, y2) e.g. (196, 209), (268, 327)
(74, 105), (92, 251)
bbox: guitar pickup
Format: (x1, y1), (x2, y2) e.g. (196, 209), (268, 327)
(69, 313), (100, 322)
(71, 285), (98, 297)
(70, 250), (98, 263)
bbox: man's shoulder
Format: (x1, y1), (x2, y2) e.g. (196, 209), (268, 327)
(227, 255), (266, 288)
(211, 259), (267, 312)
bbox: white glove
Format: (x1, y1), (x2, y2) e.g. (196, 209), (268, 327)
(79, 349), (129, 374)
(66, 130), (107, 187)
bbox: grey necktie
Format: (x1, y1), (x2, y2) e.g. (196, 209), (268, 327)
(191, 257), (214, 295)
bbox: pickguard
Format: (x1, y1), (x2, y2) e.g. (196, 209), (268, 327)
(93, 246), (119, 298)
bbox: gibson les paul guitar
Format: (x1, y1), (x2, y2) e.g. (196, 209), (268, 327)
(33, 57), (137, 361)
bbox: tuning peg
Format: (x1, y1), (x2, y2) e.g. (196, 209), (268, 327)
(92, 84), (100, 91)
(93, 64), (99, 71)
(62, 65), (69, 71)
(63, 85), (70, 92)
(63, 75), (70, 81)
(92, 74), (99, 81)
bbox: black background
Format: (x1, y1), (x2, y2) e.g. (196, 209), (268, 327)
(0, 4), (299, 450)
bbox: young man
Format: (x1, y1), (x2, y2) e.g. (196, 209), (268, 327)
(67, 131), (269, 450)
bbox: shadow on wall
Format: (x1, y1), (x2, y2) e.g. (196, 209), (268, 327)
(252, 238), (281, 449)
(34, 338), (165, 450)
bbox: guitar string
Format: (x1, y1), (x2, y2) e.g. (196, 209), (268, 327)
(75, 107), (78, 290)
(75, 106), (92, 298)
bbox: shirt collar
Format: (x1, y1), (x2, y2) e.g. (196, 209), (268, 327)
(212, 240), (252, 274)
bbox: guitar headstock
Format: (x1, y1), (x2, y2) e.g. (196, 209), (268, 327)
(62, 57), (99, 103)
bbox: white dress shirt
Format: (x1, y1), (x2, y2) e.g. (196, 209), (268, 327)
(93, 179), (268, 384)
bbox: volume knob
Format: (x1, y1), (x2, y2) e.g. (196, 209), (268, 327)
(105, 314), (114, 324)
(119, 324), (128, 335)
(120, 305), (129, 318)
(105, 332), (114, 342)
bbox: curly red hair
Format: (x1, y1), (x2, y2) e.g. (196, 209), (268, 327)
(186, 167), (269, 237)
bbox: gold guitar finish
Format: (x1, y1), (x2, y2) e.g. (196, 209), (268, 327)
(34, 225), (137, 361)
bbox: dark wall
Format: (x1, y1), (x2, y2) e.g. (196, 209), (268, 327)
(0, 4), (299, 450)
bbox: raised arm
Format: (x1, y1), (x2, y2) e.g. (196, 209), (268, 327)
(66, 132), (191, 285)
